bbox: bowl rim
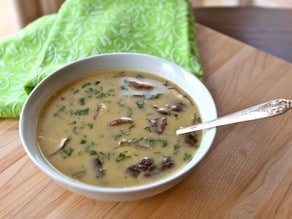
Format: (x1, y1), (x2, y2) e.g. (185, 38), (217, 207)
(19, 52), (217, 194)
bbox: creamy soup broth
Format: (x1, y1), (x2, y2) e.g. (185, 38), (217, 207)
(37, 71), (202, 187)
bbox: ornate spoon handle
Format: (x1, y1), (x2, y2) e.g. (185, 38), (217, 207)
(176, 99), (292, 135)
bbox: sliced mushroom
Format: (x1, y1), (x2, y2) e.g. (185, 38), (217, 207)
(126, 157), (175, 178)
(94, 102), (107, 120)
(152, 105), (170, 115)
(168, 102), (185, 112)
(184, 132), (198, 146)
(149, 117), (167, 134)
(49, 137), (70, 156)
(109, 117), (133, 126)
(160, 157), (175, 171)
(118, 138), (143, 147)
(126, 157), (156, 177)
(93, 157), (105, 178)
(127, 80), (154, 90)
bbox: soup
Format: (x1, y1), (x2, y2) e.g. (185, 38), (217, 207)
(37, 71), (202, 187)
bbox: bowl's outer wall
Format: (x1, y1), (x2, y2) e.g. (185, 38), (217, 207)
(19, 53), (217, 201)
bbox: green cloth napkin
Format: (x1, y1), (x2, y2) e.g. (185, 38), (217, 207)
(0, 0), (202, 118)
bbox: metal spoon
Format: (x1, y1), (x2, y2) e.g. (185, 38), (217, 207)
(176, 99), (292, 135)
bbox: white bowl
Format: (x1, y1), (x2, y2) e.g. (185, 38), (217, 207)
(19, 53), (217, 201)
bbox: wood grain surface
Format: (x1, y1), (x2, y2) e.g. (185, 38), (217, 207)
(194, 7), (292, 63)
(1, 24), (291, 218)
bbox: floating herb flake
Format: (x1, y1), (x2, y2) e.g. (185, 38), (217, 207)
(87, 123), (94, 129)
(121, 85), (128, 91)
(78, 98), (85, 105)
(80, 139), (87, 144)
(61, 147), (74, 158)
(126, 107), (133, 117)
(114, 134), (122, 140)
(197, 117), (202, 123)
(174, 143), (181, 154)
(81, 82), (91, 88)
(98, 152), (112, 161)
(74, 108), (89, 116)
(145, 137), (168, 147)
(106, 88), (115, 96)
(93, 80), (100, 85)
(128, 124), (135, 130)
(183, 153), (192, 162)
(135, 100), (145, 109)
(72, 170), (86, 179)
(72, 88), (79, 93)
(90, 150), (98, 155)
(115, 152), (131, 162)
(144, 126), (152, 133)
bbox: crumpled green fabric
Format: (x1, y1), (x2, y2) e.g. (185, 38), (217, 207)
(0, 0), (202, 118)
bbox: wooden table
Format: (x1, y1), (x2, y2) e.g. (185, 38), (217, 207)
(1, 10), (292, 219)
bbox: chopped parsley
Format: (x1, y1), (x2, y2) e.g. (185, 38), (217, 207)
(135, 100), (145, 109)
(115, 152), (131, 162)
(197, 116), (202, 123)
(97, 151), (112, 161)
(183, 153), (192, 162)
(78, 97), (85, 105)
(72, 170), (86, 179)
(90, 150), (98, 155)
(120, 85), (128, 91)
(144, 126), (152, 133)
(145, 137), (168, 147)
(80, 139), (87, 144)
(74, 108), (89, 116)
(174, 143), (181, 154)
(61, 147), (74, 158)
(81, 82), (91, 88)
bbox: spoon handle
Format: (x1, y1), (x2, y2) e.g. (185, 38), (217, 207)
(176, 99), (292, 135)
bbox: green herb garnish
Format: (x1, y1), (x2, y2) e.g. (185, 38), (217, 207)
(174, 143), (181, 154)
(126, 107), (133, 117)
(80, 139), (87, 144)
(72, 88), (79, 93)
(115, 152), (131, 162)
(135, 100), (145, 109)
(183, 153), (192, 162)
(129, 124), (135, 130)
(97, 152), (112, 161)
(93, 81), (100, 85)
(74, 108), (89, 116)
(59, 105), (66, 111)
(69, 120), (77, 125)
(96, 91), (106, 99)
(106, 88), (115, 96)
(197, 116), (202, 123)
(117, 99), (124, 106)
(72, 170), (86, 179)
(120, 85), (128, 91)
(81, 82), (91, 88)
(72, 126), (78, 134)
(144, 126), (152, 133)
(78, 98), (85, 105)
(87, 123), (94, 129)
(148, 93), (163, 99)
(61, 147), (74, 158)
(90, 150), (98, 155)
(114, 134), (122, 140)
(145, 137), (168, 147)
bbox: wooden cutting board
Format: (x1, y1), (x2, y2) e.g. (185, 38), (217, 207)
(0, 24), (291, 218)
